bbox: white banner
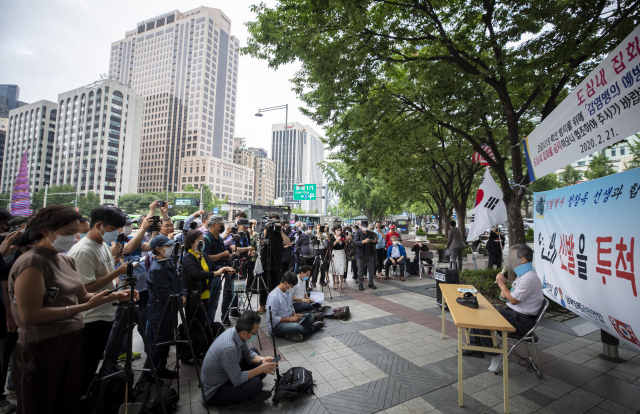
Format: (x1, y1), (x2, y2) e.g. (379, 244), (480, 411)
(467, 169), (508, 241)
(524, 24), (640, 182)
(534, 168), (640, 350)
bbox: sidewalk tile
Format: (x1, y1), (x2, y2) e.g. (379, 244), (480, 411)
(580, 373), (640, 411)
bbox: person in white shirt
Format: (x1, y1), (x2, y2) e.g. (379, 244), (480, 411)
(68, 206), (138, 393)
(465, 244), (544, 373)
(291, 265), (321, 313)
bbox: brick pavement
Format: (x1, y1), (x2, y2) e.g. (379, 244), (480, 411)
(63, 269), (640, 414)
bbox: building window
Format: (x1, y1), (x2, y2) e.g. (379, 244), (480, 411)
(611, 149), (616, 156)
(620, 147), (626, 156)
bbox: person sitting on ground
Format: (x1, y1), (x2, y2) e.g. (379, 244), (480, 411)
(464, 244), (544, 373)
(291, 265), (321, 313)
(411, 237), (433, 275)
(202, 311), (278, 407)
(385, 236), (407, 281)
(266, 272), (323, 342)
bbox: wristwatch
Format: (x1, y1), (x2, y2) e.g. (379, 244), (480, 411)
(260, 357), (265, 364)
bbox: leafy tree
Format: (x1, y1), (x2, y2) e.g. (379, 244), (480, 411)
(584, 153), (615, 180)
(245, 0), (638, 244)
(624, 135), (640, 170)
(76, 191), (102, 216)
(31, 185), (77, 212)
(0, 193), (11, 211)
(560, 164), (583, 186)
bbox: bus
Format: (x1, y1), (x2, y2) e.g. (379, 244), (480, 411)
(291, 214), (342, 229)
(128, 214), (142, 229)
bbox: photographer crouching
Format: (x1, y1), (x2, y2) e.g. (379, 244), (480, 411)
(9, 206), (134, 414)
(257, 213), (291, 314)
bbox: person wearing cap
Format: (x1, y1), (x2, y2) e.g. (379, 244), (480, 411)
(203, 215), (233, 323)
(144, 234), (186, 380)
(411, 237), (433, 276)
(385, 225), (401, 248)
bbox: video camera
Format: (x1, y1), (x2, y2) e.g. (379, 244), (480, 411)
(176, 219), (198, 233)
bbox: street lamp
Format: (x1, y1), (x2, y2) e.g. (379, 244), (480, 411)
(255, 104), (288, 202)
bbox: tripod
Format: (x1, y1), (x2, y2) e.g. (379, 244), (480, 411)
(148, 252), (211, 414)
(311, 243), (334, 300)
(85, 263), (167, 414)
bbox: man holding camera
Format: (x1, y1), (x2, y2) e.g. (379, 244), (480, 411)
(354, 220), (377, 291)
(259, 213), (291, 314)
(203, 215), (233, 324)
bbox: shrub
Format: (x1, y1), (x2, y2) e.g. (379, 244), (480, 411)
(459, 268), (511, 300)
(416, 228), (427, 236)
(526, 228), (534, 242)
(462, 247), (473, 255)
(434, 244), (446, 251)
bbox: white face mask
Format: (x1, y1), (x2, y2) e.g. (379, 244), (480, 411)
(392, 241), (398, 246)
(194, 218), (203, 227)
(100, 225), (119, 244)
(123, 225), (132, 236)
(47, 230), (78, 253)
(161, 246), (173, 258)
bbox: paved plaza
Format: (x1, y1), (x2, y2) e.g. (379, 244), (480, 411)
(53, 271), (640, 414)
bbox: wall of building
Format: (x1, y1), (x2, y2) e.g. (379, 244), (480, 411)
(179, 155), (253, 203)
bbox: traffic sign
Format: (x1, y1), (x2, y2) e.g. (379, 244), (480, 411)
(293, 184), (316, 201)
(220, 204), (231, 212)
(213, 207), (219, 214)
(175, 198), (199, 207)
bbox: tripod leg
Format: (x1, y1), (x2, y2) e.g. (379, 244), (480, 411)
(177, 305), (211, 414)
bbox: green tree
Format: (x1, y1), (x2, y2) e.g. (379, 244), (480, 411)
(584, 153), (615, 180)
(0, 193), (11, 211)
(560, 165), (583, 187)
(245, 0), (638, 244)
(624, 135), (640, 170)
(76, 191), (102, 216)
(31, 185), (77, 211)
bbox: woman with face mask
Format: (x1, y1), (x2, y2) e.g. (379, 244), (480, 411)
(329, 226), (347, 289)
(8, 205), (133, 414)
(143, 234), (186, 381)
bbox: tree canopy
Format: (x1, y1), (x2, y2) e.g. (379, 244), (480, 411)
(584, 153), (616, 180)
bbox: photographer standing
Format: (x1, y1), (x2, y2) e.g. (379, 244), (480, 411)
(182, 230), (234, 296)
(68, 206), (134, 393)
(311, 225), (330, 287)
(329, 226), (346, 289)
(9, 206), (133, 414)
(354, 221), (377, 291)
(226, 219), (255, 325)
(203, 215), (232, 323)
(258, 213), (290, 313)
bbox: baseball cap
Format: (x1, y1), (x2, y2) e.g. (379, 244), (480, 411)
(150, 234), (176, 250)
(208, 214), (226, 225)
(390, 224), (396, 228)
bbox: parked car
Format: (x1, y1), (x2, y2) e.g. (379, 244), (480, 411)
(523, 218), (534, 230)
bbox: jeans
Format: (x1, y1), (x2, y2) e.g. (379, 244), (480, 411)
(206, 276), (223, 323)
(206, 349), (263, 407)
(385, 257), (405, 277)
(81, 320), (114, 394)
(376, 248), (386, 273)
(271, 313), (315, 338)
(450, 247), (464, 270)
(470, 307), (537, 356)
(104, 290), (149, 365)
(293, 302), (321, 313)
(357, 255), (375, 285)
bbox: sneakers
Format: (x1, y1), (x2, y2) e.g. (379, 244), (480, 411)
(258, 306), (266, 314)
(368, 284), (377, 290)
(400, 277), (405, 281)
(0, 400), (15, 413)
(117, 352), (141, 361)
(285, 333), (304, 342)
(252, 390), (272, 403)
(358, 284), (364, 291)
(312, 321), (325, 330)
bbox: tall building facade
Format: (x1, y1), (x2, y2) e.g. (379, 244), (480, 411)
(0, 85), (20, 115)
(179, 156), (253, 203)
(248, 146), (268, 159)
(0, 118), (7, 184)
(50, 80), (143, 203)
(1, 101), (57, 194)
(233, 146), (275, 205)
(271, 122), (325, 212)
(109, 7), (240, 195)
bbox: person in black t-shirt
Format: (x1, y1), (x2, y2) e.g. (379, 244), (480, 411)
(258, 213), (291, 314)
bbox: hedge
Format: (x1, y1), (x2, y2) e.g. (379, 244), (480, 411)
(416, 228), (427, 236)
(459, 268), (512, 300)
(526, 228), (534, 242)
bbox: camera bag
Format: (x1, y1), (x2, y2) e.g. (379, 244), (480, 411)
(132, 381), (179, 414)
(83, 364), (132, 414)
(272, 367), (315, 406)
(324, 306), (351, 321)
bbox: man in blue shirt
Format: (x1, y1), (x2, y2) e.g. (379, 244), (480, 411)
(385, 236), (407, 281)
(374, 222), (387, 277)
(203, 215), (233, 324)
(266, 272), (323, 342)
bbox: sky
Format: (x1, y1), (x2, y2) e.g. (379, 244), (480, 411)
(0, 0), (324, 157)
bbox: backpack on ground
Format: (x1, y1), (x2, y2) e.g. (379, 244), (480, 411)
(406, 261), (417, 275)
(324, 307), (350, 321)
(310, 310), (325, 321)
(132, 381), (180, 414)
(83, 364), (131, 414)
(272, 367), (315, 406)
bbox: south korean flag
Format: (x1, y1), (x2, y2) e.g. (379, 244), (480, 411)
(467, 168), (508, 241)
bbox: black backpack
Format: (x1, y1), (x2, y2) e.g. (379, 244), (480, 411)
(83, 364), (131, 414)
(325, 307), (350, 321)
(272, 367), (315, 406)
(132, 381), (180, 414)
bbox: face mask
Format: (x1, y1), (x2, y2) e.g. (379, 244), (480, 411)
(78, 233), (88, 239)
(335, 232), (341, 236)
(47, 230), (78, 253)
(303, 276), (309, 281)
(101, 226), (119, 244)
(161, 247), (173, 258)
(247, 333), (257, 342)
(194, 219), (203, 227)
(392, 241), (398, 245)
(123, 226), (132, 236)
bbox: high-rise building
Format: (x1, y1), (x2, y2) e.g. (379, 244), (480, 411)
(233, 136), (246, 149)
(109, 7), (240, 195)
(233, 146), (275, 205)
(1, 100), (57, 194)
(0, 85), (20, 115)
(50, 80), (143, 203)
(0, 118), (7, 183)
(179, 155), (253, 203)
(248, 147), (268, 159)
(271, 122), (325, 212)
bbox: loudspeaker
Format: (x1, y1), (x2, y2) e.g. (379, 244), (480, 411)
(435, 268), (459, 309)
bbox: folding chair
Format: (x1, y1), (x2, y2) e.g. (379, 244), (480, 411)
(496, 298), (549, 378)
(418, 251), (434, 279)
(436, 249), (452, 269)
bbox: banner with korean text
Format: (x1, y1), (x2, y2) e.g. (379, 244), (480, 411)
(524, 24), (640, 182)
(534, 168), (640, 350)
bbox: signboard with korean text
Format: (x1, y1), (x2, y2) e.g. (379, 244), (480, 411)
(174, 198), (199, 207)
(524, 24), (640, 182)
(293, 184), (316, 201)
(534, 168), (640, 350)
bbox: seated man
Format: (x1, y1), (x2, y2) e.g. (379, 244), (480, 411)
(411, 237), (432, 275)
(201, 311), (278, 407)
(464, 244), (544, 373)
(291, 265), (321, 313)
(266, 272), (324, 342)
(385, 236), (407, 281)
